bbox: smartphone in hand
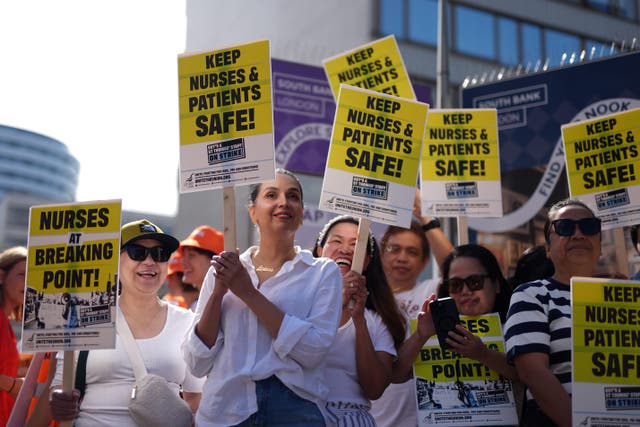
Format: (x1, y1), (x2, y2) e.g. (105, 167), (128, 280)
(429, 297), (461, 350)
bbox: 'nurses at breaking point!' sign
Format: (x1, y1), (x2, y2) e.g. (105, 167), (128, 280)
(413, 313), (518, 426)
(22, 200), (122, 352)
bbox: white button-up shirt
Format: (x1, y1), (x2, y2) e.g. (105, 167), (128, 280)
(182, 246), (342, 427)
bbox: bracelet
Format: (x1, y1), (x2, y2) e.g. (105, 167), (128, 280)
(8, 377), (16, 394)
(421, 218), (441, 232)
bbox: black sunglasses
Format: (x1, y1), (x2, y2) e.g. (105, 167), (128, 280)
(123, 244), (171, 262)
(551, 217), (601, 237)
(445, 274), (488, 294)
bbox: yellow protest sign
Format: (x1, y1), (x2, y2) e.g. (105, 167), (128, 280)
(23, 200), (121, 351)
(323, 35), (415, 100)
(412, 313), (518, 426)
(572, 278), (640, 385)
(327, 85), (426, 185)
(423, 109), (500, 181)
(413, 314), (504, 382)
(562, 108), (640, 197)
(572, 277), (640, 423)
(319, 85), (427, 227)
(420, 109), (502, 217)
(560, 107), (640, 230)
(27, 202), (121, 294)
(178, 40), (272, 144)
(414, 342), (503, 382)
(178, 40), (276, 192)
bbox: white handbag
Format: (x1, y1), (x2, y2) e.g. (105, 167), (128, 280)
(116, 308), (194, 427)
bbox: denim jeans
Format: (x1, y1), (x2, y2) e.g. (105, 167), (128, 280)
(232, 376), (324, 427)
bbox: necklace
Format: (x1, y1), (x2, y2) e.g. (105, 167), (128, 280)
(253, 248), (296, 273)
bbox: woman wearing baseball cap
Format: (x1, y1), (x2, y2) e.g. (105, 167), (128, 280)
(48, 219), (204, 426)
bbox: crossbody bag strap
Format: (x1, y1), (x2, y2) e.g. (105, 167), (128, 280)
(116, 306), (148, 380)
(74, 350), (90, 400)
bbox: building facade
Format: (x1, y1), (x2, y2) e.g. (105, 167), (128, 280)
(181, 0), (639, 253)
(0, 125), (80, 249)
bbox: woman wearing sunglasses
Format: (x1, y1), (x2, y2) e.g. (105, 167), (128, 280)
(48, 219), (204, 426)
(505, 199), (602, 427)
(436, 244), (517, 379)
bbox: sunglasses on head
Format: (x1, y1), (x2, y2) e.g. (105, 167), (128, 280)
(445, 274), (488, 294)
(551, 217), (601, 237)
(124, 244), (171, 262)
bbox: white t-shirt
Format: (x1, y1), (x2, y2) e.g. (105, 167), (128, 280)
(54, 303), (204, 427)
(370, 278), (439, 427)
(394, 278), (439, 320)
(182, 247), (343, 427)
(324, 309), (397, 408)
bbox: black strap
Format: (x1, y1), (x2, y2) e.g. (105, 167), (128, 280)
(74, 351), (89, 399)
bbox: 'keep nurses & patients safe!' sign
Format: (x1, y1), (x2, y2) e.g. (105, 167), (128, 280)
(323, 35), (416, 101)
(421, 109), (502, 217)
(571, 277), (640, 426)
(178, 39), (275, 192)
(319, 85), (427, 227)
(561, 107), (640, 230)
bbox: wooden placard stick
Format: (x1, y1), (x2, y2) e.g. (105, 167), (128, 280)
(348, 217), (371, 308)
(351, 217), (371, 275)
(457, 216), (469, 245)
(223, 187), (237, 252)
(613, 227), (630, 278)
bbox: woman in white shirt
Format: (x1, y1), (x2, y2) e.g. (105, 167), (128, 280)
(314, 215), (406, 426)
(182, 169), (343, 427)
(48, 219), (204, 426)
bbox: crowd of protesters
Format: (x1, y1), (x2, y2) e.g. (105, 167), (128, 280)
(5, 167), (640, 427)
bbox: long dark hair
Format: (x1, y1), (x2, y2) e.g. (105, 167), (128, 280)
(438, 244), (512, 322)
(508, 245), (554, 289)
(314, 215), (406, 349)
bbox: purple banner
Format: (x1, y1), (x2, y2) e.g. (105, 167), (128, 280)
(273, 58), (432, 175)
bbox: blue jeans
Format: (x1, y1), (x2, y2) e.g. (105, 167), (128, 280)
(232, 376), (324, 426)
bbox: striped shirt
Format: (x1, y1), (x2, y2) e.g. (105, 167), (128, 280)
(504, 278), (572, 399)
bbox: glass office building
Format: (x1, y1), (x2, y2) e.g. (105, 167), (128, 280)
(0, 125), (79, 248)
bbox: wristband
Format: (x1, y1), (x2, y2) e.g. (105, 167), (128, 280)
(421, 218), (440, 232)
(8, 378), (16, 394)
